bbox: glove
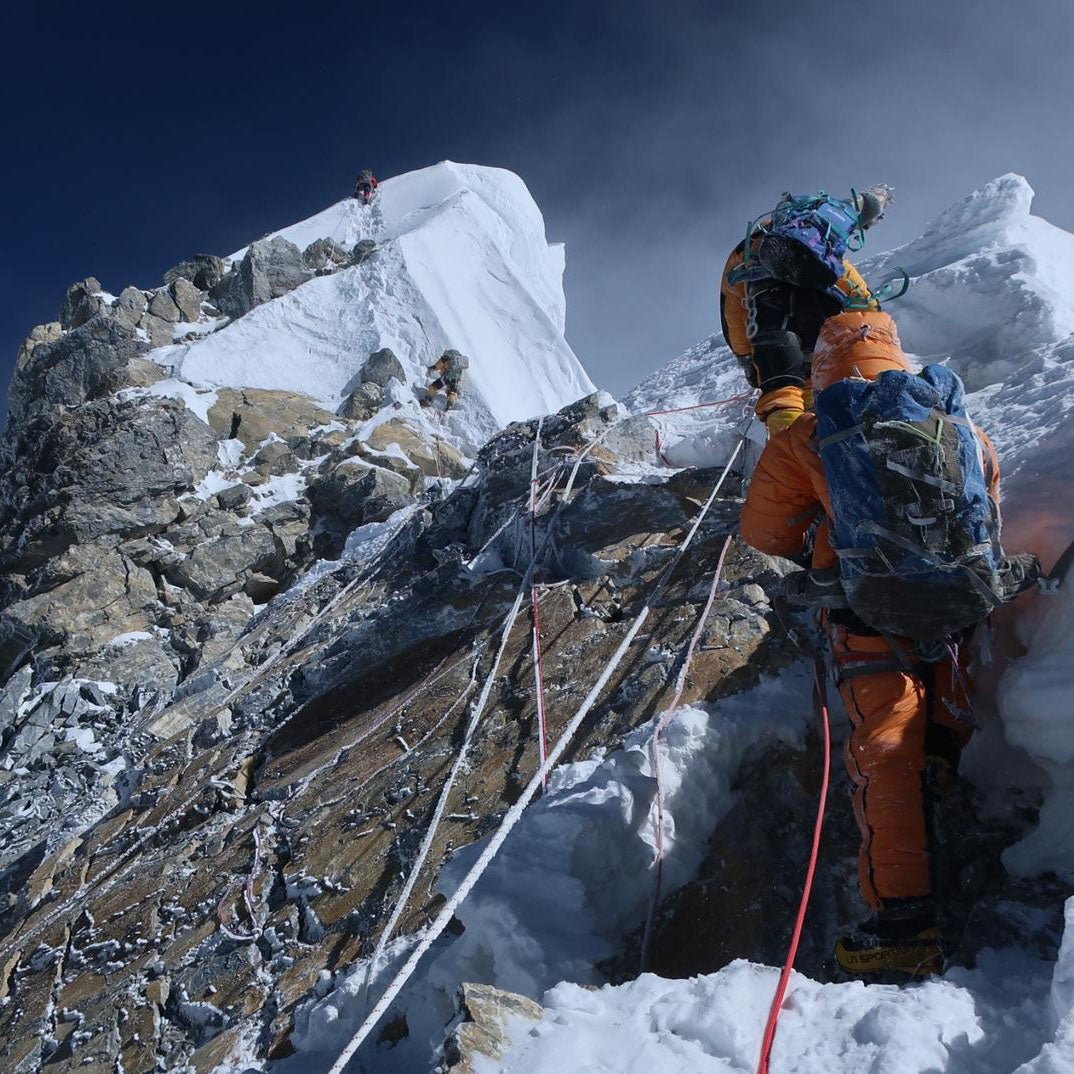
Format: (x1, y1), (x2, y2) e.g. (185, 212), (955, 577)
(750, 330), (807, 391)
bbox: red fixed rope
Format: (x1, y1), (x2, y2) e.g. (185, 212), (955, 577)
(757, 656), (832, 1074)
(646, 392), (756, 466)
(644, 392), (755, 418)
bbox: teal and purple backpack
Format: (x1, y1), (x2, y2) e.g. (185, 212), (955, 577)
(728, 192), (866, 301)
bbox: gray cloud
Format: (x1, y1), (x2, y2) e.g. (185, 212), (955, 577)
(509, 0), (1074, 394)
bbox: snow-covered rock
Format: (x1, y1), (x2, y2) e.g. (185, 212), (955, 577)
(160, 161), (594, 449)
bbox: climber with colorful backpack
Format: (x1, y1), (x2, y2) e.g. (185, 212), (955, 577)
(422, 349), (469, 409)
(720, 185), (897, 435)
(353, 169), (379, 205)
(740, 309), (1040, 978)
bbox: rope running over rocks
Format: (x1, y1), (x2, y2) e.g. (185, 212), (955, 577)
(326, 425), (749, 1073)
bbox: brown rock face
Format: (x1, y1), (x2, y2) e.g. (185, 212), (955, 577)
(368, 417), (470, 479)
(206, 388), (337, 453)
(445, 982), (544, 1072)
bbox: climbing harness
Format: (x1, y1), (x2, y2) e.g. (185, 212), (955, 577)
(757, 653), (832, 1074)
(843, 268), (912, 309)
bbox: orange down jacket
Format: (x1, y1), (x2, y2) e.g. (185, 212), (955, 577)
(740, 311), (997, 910)
(720, 244), (876, 432)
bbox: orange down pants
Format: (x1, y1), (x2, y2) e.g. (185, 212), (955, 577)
(828, 624), (974, 910)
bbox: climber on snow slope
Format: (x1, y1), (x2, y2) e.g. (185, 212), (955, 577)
(740, 309), (1040, 978)
(353, 169), (379, 205)
(422, 349), (469, 409)
(720, 185), (893, 435)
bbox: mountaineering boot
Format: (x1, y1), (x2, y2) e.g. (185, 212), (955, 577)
(835, 899), (943, 980)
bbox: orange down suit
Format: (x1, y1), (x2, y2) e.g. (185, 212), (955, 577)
(720, 244), (876, 434)
(740, 312), (1000, 910)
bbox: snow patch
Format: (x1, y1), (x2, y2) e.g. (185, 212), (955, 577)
(249, 472), (307, 513)
(143, 378), (219, 425)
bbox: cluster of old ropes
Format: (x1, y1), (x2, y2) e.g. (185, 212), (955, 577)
(323, 390), (836, 1074)
(0, 385), (813, 1073)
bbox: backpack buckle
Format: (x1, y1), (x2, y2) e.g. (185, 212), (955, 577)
(1039, 576), (1063, 596)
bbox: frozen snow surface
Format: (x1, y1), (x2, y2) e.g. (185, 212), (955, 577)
(162, 161), (593, 449)
(485, 945), (1060, 1074)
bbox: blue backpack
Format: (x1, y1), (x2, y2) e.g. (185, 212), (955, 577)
(814, 364), (1006, 642)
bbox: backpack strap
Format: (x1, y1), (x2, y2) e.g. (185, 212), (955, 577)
(818, 424), (865, 450)
(854, 522), (1006, 609)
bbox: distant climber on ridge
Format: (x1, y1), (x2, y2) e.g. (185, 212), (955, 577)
(422, 349), (469, 409)
(720, 185), (894, 435)
(353, 169), (379, 205)
(740, 309), (1040, 979)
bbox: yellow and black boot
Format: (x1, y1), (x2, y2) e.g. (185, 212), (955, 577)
(835, 900), (943, 980)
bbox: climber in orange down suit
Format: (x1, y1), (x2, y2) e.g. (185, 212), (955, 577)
(740, 310), (1001, 976)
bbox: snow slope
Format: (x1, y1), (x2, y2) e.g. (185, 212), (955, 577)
(158, 161), (594, 448)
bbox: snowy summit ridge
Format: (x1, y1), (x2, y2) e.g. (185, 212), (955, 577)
(164, 161), (594, 443)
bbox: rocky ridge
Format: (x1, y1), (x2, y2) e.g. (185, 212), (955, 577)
(0, 236), (467, 887)
(0, 319), (795, 1069)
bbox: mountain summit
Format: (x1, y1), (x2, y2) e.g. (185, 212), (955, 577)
(165, 161), (594, 447)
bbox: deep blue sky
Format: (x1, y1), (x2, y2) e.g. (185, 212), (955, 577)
(3, 1), (1074, 424)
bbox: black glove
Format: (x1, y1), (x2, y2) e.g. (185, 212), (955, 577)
(751, 330), (807, 392)
(998, 552), (1043, 599)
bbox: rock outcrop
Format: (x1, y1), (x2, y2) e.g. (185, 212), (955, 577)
(164, 254), (228, 292)
(209, 236), (312, 319)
